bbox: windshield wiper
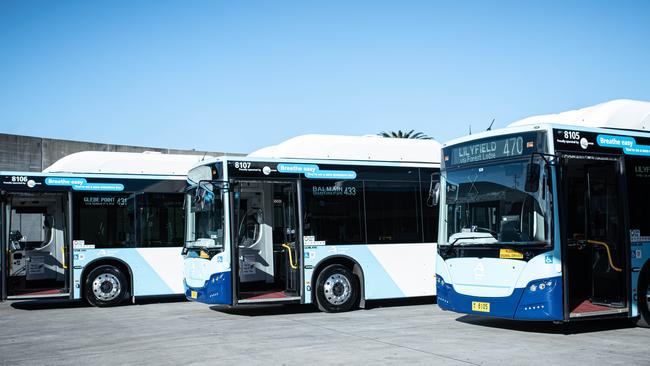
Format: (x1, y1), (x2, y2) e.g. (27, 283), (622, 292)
(443, 236), (487, 255)
(494, 241), (550, 248)
(444, 241), (550, 252)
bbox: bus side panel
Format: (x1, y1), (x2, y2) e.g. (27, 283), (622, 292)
(73, 248), (183, 299)
(304, 243), (436, 304)
(631, 241), (650, 317)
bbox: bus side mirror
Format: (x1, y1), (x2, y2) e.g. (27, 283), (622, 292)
(525, 163), (540, 192)
(433, 182), (440, 206)
(427, 172), (441, 207)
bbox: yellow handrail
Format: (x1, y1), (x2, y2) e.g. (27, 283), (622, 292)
(61, 245), (67, 270)
(587, 240), (622, 272)
(282, 243), (298, 270)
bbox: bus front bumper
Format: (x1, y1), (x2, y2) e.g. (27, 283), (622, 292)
(184, 271), (232, 305)
(436, 275), (563, 321)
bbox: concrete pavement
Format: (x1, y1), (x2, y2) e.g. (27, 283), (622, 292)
(0, 297), (648, 365)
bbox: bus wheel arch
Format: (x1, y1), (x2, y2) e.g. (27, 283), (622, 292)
(81, 258), (133, 307)
(638, 263), (650, 328)
(311, 256), (365, 312)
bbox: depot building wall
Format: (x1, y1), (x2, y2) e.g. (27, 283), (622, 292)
(0, 133), (243, 172)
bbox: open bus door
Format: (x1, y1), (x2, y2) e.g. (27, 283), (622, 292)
(562, 155), (629, 318)
(231, 180), (301, 305)
(3, 192), (71, 300)
(1, 194), (7, 301)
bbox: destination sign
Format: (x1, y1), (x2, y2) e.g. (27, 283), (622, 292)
(444, 132), (541, 167)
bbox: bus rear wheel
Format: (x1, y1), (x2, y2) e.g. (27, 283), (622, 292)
(638, 270), (649, 328)
(85, 265), (129, 307)
(315, 264), (358, 313)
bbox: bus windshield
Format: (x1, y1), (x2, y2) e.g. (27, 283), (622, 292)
(185, 182), (224, 251)
(442, 159), (551, 248)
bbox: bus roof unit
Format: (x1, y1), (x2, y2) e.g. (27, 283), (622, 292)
(248, 134), (441, 163)
(508, 99), (650, 131)
(43, 151), (214, 176)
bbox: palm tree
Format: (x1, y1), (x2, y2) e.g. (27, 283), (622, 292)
(378, 129), (433, 140)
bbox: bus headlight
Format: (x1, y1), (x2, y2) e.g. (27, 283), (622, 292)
(436, 275), (445, 286)
(527, 278), (558, 293)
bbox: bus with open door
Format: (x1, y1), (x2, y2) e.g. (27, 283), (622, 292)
(1, 151), (210, 306)
(436, 100), (650, 326)
(183, 135), (441, 312)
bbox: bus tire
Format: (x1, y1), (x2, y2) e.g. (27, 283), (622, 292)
(315, 264), (358, 313)
(85, 265), (129, 307)
(638, 269), (649, 328)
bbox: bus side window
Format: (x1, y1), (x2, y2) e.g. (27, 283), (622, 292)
(626, 158), (650, 238)
(136, 193), (185, 248)
(365, 181), (420, 243)
(302, 181), (365, 245)
(10, 210), (47, 250)
(74, 193), (135, 248)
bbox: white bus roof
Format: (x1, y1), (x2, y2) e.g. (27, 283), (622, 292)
(508, 99), (650, 131)
(442, 99), (650, 148)
(248, 134), (441, 163)
(44, 151), (214, 176)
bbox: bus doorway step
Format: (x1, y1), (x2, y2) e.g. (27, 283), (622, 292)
(570, 299), (628, 318)
(240, 290), (290, 301)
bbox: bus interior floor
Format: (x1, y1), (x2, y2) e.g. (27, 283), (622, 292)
(10, 288), (67, 296)
(571, 299), (617, 314)
(239, 290), (289, 300)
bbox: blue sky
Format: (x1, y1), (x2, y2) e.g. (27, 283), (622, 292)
(1, 1), (649, 153)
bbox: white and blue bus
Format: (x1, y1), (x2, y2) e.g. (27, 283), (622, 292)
(183, 135), (441, 312)
(436, 100), (650, 325)
(1, 151), (211, 306)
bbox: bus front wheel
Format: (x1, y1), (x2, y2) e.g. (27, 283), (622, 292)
(315, 264), (358, 313)
(639, 270), (650, 328)
(85, 265), (129, 307)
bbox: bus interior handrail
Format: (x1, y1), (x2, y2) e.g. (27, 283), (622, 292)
(586, 239), (623, 272)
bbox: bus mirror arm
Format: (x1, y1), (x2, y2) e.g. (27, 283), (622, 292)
(524, 163), (540, 193)
(525, 152), (560, 193)
(528, 152), (560, 167)
(427, 172), (441, 207)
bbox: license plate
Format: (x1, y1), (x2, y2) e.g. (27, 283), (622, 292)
(191, 291), (198, 299)
(472, 301), (490, 312)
